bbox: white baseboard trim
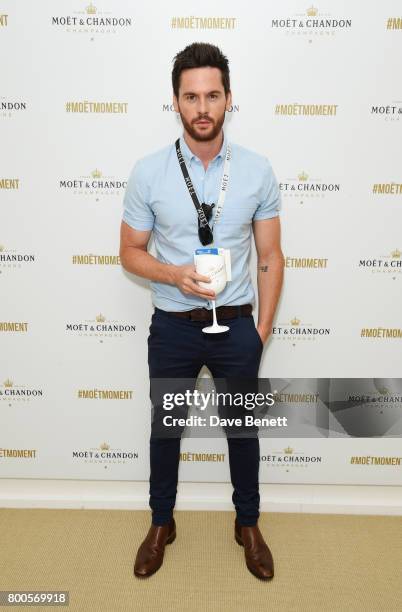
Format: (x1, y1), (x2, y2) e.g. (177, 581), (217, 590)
(1, 480), (402, 515)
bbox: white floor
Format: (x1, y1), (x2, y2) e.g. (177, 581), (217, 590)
(1, 480), (401, 515)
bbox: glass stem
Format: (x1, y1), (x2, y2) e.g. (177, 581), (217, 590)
(212, 299), (218, 327)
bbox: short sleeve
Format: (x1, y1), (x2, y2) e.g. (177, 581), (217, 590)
(122, 159), (155, 231)
(253, 158), (281, 221)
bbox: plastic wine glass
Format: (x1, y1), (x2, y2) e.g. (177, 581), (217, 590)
(195, 253), (229, 334)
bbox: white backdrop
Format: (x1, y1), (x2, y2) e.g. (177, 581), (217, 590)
(1, 1), (402, 487)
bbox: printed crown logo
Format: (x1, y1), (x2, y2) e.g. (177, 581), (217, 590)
(284, 446), (293, 454)
(100, 442), (110, 451)
(291, 317), (301, 326)
(307, 5), (318, 16)
(91, 168), (102, 179)
(86, 2), (97, 14)
(391, 248), (401, 259)
(96, 313), (106, 322)
(3, 378), (13, 388)
(298, 171), (308, 181)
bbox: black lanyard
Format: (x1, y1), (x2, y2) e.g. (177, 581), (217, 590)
(175, 138), (211, 231)
(175, 138), (232, 245)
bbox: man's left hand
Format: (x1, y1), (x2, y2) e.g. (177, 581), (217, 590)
(257, 325), (272, 345)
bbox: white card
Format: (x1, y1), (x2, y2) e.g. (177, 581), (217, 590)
(220, 248), (231, 281)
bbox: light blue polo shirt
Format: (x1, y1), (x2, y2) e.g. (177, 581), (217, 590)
(122, 132), (281, 311)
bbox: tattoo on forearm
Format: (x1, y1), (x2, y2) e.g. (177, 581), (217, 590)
(258, 265), (268, 272)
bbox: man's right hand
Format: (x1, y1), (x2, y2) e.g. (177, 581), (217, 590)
(172, 264), (216, 299)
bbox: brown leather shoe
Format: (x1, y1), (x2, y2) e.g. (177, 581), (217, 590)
(235, 519), (274, 580)
(134, 518), (176, 578)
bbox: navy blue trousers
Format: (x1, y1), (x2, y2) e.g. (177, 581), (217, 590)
(148, 306), (263, 526)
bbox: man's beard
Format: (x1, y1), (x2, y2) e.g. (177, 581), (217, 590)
(178, 109), (225, 142)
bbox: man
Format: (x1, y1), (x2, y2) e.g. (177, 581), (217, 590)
(120, 43), (284, 580)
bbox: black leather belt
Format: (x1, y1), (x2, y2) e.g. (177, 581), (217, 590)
(163, 304), (253, 322)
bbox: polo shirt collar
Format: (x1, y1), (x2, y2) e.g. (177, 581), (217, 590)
(179, 131), (227, 165)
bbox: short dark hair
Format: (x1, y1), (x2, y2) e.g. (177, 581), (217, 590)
(172, 42), (230, 98)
